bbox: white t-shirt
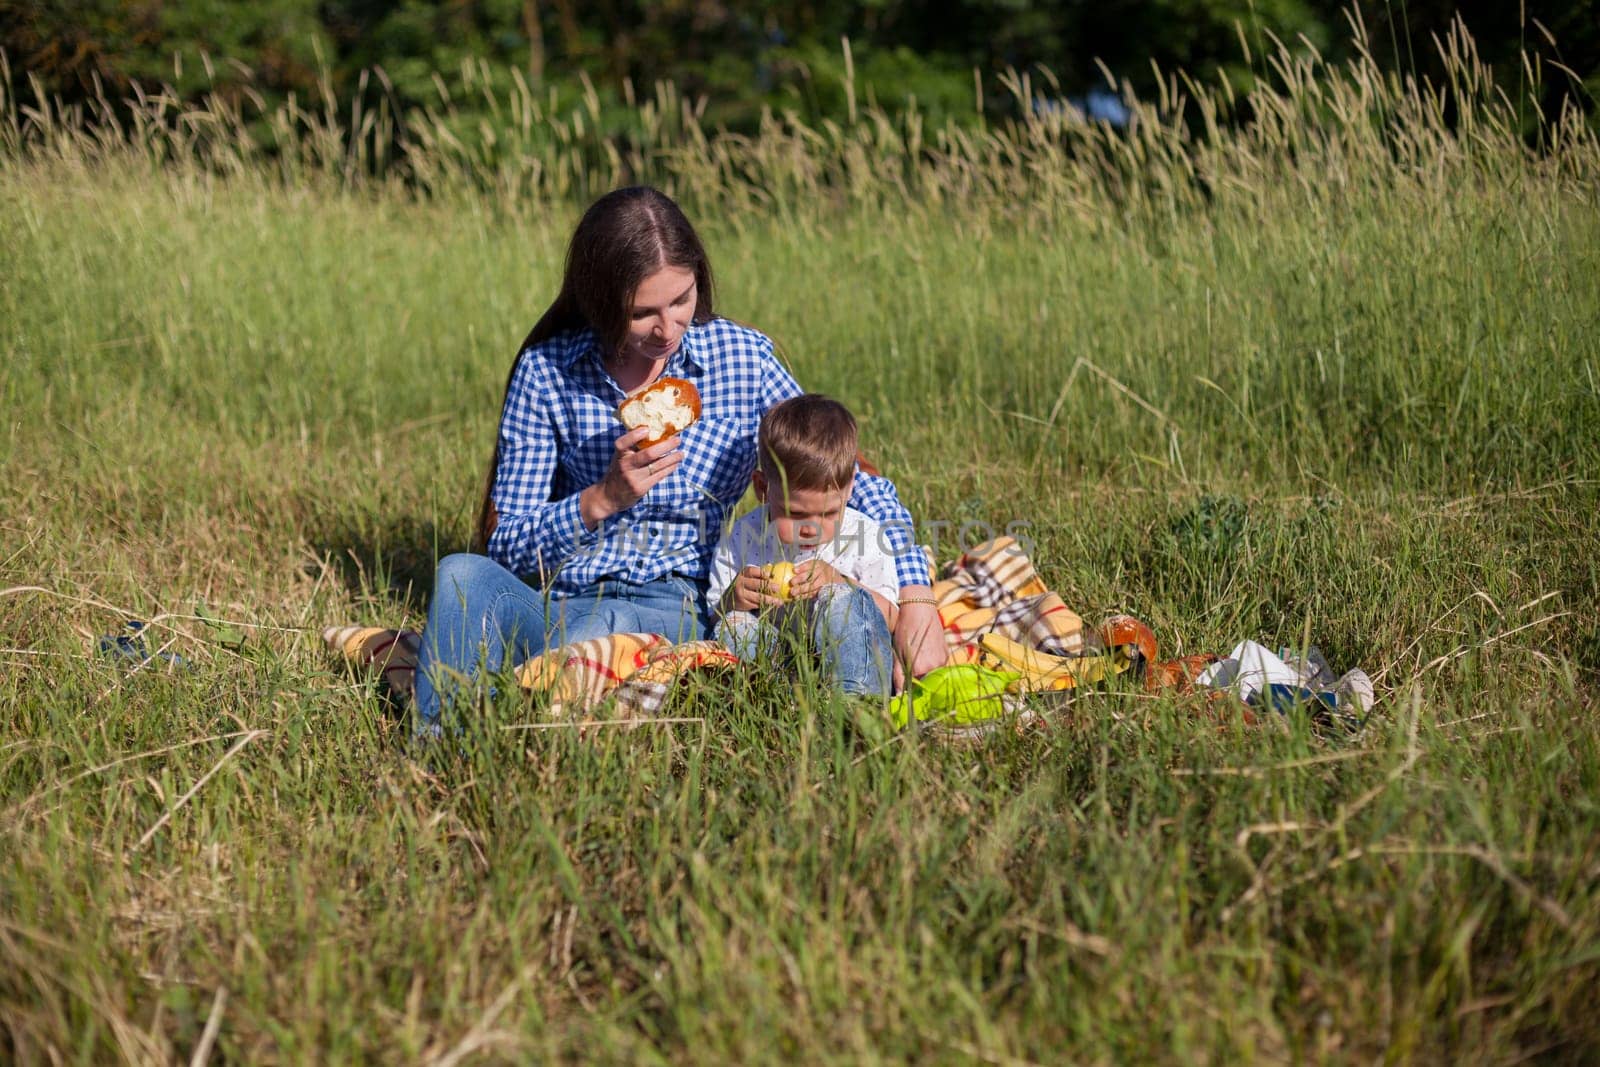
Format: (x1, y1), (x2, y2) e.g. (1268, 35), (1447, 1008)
(706, 506), (900, 612)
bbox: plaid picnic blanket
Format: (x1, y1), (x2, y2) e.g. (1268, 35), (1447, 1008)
(925, 536), (1089, 656)
(321, 625), (739, 722)
(324, 536), (1188, 720)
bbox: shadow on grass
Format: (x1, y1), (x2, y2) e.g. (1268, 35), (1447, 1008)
(308, 511), (469, 615)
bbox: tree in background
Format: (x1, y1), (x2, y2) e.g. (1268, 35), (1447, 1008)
(0, 0), (330, 103)
(3, 1), (1593, 133)
(1349, 0), (1599, 130)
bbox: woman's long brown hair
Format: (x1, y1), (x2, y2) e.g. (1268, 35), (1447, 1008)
(472, 187), (716, 554)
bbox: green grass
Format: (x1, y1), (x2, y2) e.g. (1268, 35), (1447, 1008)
(3, 26), (1600, 1064)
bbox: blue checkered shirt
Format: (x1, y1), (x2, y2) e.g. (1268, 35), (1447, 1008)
(486, 318), (932, 597)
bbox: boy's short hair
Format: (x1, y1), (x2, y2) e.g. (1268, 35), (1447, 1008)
(758, 394), (858, 492)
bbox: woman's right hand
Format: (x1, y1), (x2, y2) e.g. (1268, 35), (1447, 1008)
(580, 427), (683, 529)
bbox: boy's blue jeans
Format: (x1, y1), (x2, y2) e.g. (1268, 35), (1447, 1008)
(714, 583), (893, 698)
(414, 553), (707, 729)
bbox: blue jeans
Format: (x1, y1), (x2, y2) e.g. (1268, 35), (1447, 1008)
(414, 553), (708, 729)
(715, 583), (893, 697)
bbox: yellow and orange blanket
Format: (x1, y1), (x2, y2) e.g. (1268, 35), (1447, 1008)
(325, 537), (1212, 721)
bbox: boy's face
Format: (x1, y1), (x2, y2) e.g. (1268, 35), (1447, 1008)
(753, 470), (852, 548)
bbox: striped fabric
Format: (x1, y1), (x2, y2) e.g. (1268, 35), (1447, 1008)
(922, 536), (1092, 656)
(323, 624), (738, 722)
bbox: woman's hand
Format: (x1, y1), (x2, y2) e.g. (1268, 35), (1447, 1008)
(891, 587), (947, 691)
(728, 566), (786, 613)
(580, 427), (683, 529)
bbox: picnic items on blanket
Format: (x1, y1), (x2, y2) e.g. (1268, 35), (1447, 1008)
(932, 541), (1176, 699)
(927, 542), (1190, 691)
(1195, 640), (1374, 728)
(888, 664), (1022, 732)
(1143, 654), (1224, 693)
(966, 620), (1154, 692)
(325, 536), (1377, 734)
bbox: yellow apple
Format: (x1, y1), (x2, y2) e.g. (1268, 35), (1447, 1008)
(766, 562), (795, 601)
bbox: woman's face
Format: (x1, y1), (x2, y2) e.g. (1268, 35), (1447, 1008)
(621, 264), (697, 366)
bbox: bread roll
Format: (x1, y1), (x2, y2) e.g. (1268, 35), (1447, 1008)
(617, 377), (701, 448)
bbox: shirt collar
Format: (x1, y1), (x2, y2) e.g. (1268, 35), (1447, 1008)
(667, 321), (707, 375)
(537, 327), (598, 370)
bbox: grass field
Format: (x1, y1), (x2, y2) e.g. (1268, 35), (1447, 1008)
(3, 28), (1600, 1064)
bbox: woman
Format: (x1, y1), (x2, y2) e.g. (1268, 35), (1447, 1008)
(415, 186), (946, 726)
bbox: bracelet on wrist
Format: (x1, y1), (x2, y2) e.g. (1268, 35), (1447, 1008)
(898, 596), (940, 606)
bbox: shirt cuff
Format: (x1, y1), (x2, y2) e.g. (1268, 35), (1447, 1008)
(892, 546), (933, 589)
(540, 492), (595, 560)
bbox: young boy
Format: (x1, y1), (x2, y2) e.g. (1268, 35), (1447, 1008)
(706, 394), (899, 697)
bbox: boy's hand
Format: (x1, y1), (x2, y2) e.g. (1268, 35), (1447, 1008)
(728, 566), (787, 613)
(788, 559), (844, 600)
